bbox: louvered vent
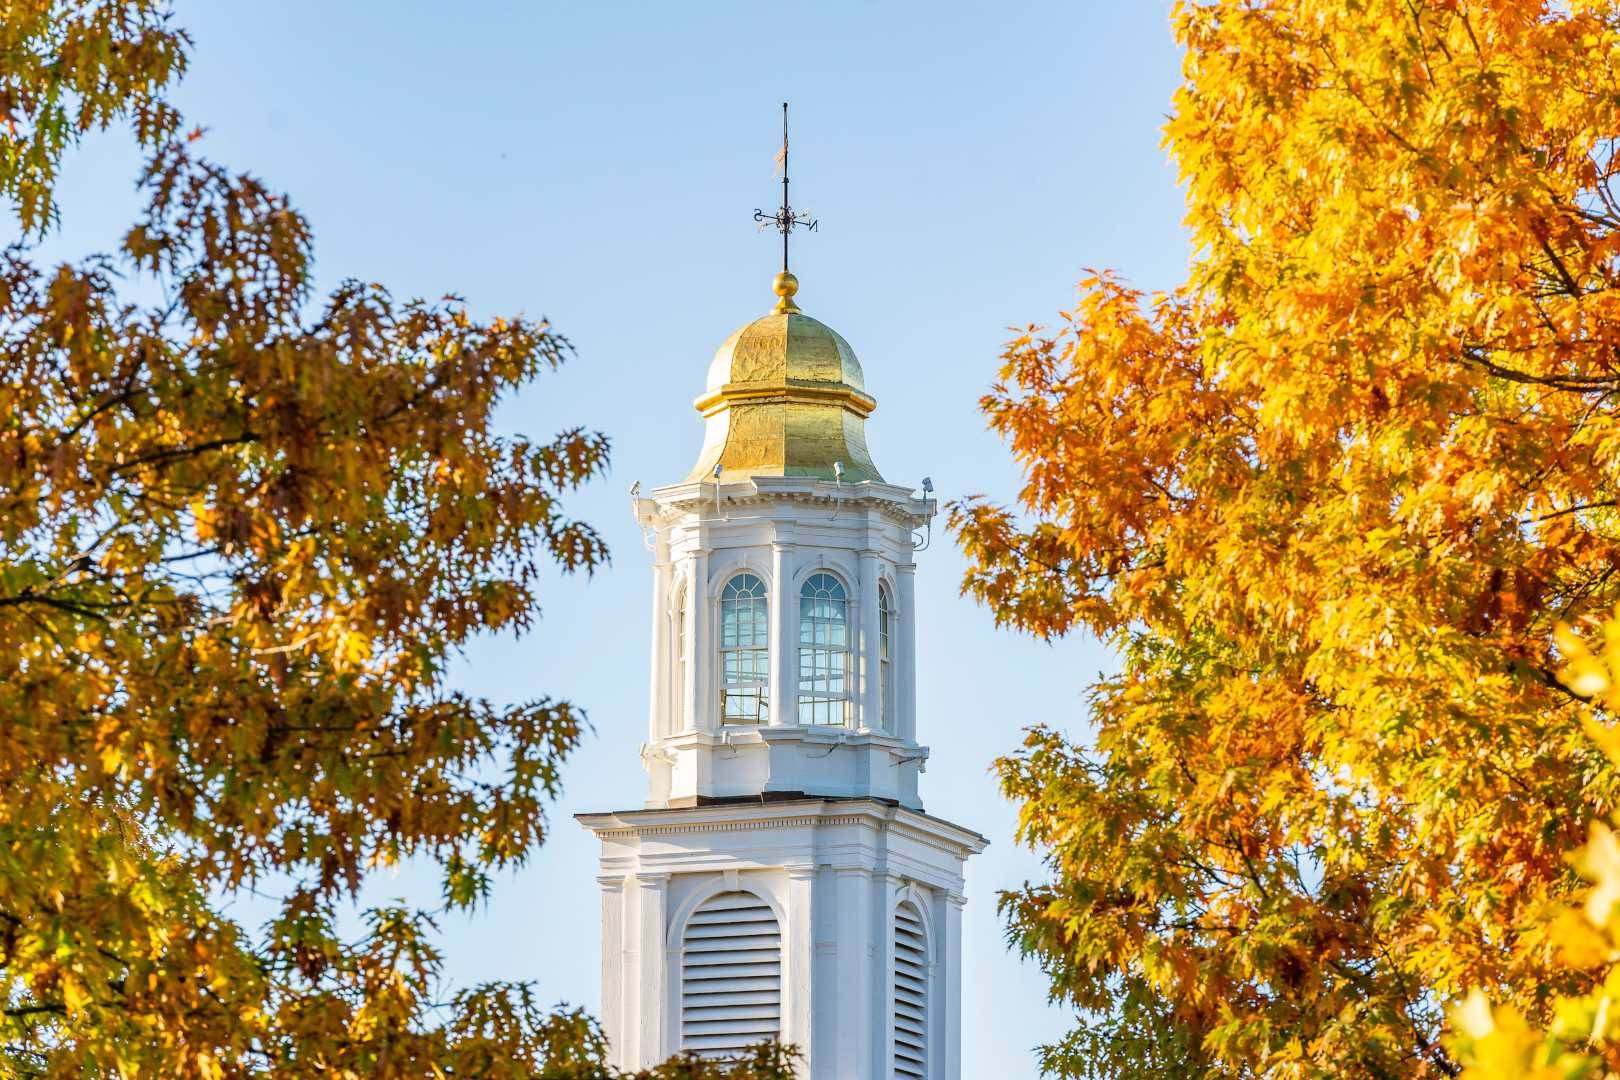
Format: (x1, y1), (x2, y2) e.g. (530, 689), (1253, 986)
(681, 891), (782, 1057)
(894, 903), (928, 1079)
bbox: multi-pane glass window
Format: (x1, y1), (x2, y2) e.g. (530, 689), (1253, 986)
(878, 583), (894, 732)
(719, 573), (769, 724)
(797, 572), (849, 725)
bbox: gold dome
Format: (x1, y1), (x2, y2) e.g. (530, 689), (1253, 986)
(687, 278), (882, 483)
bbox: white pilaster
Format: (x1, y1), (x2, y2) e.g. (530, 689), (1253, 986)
(679, 555), (697, 733)
(858, 550), (881, 732)
(896, 563), (918, 744)
(689, 549), (710, 734)
(598, 875), (627, 1067)
(833, 867), (875, 1076)
(631, 872), (670, 1063)
(784, 865), (817, 1074)
(770, 535), (794, 726)
(941, 891), (967, 1080)
(649, 560), (671, 742)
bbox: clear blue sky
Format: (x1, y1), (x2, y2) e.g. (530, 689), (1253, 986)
(29, 2), (1189, 1072)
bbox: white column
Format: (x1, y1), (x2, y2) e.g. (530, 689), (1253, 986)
(941, 891), (966, 1080)
(832, 868), (874, 1076)
(896, 564), (918, 743)
(858, 551), (880, 732)
(672, 568), (689, 733)
(688, 549), (711, 733)
(680, 554), (699, 732)
(599, 875), (628, 1067)
(631, 872), (670, 1066)
(783, 865), (817, 1075)
(769, 535), (795, 726)
(648, 558), (671, 742)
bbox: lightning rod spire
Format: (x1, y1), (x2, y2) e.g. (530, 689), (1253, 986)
(755, 102), (817, 313)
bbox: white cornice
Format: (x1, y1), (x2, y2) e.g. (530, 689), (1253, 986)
(575, 797), (988, 858)
(648, 477), (934, 528)
(654, 726), (921, 754)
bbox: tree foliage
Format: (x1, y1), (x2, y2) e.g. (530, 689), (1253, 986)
(0, 0), (186, 234)
(955, 1), (1620, 1075)
(1445, 615), (1620, 1077)
(0, 2), (793, 1077)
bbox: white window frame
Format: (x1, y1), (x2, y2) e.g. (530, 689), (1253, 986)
(719, 572), (770, 725)
(796, 571), (851, 726)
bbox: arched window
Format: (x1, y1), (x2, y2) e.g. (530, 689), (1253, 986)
(878, 583), (894, 733)
(893, 902), (928, 1079)
(797, 572), (849, 725)
(719, 573), (768, 724)
(681, 891), (782, 1057)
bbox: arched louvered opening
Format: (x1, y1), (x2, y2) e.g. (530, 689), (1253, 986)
(681, 891), (782, 1058)
(893, 902), (929, 1079)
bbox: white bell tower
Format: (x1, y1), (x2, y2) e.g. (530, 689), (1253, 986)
(578, 142), (984, 1077)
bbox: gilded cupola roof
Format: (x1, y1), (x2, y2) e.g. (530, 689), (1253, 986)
(687, 271), (883, 483)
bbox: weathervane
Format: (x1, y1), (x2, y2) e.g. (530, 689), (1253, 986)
(754, 102), (817, 277)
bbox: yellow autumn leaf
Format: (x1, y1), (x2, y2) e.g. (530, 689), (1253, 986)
(958, 2), (1620, 1075)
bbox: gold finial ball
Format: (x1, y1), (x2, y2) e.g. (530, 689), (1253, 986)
(772, 271), (801, 313)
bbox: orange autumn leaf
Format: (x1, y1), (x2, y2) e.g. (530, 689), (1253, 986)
(956, 1), (1620, 1076)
